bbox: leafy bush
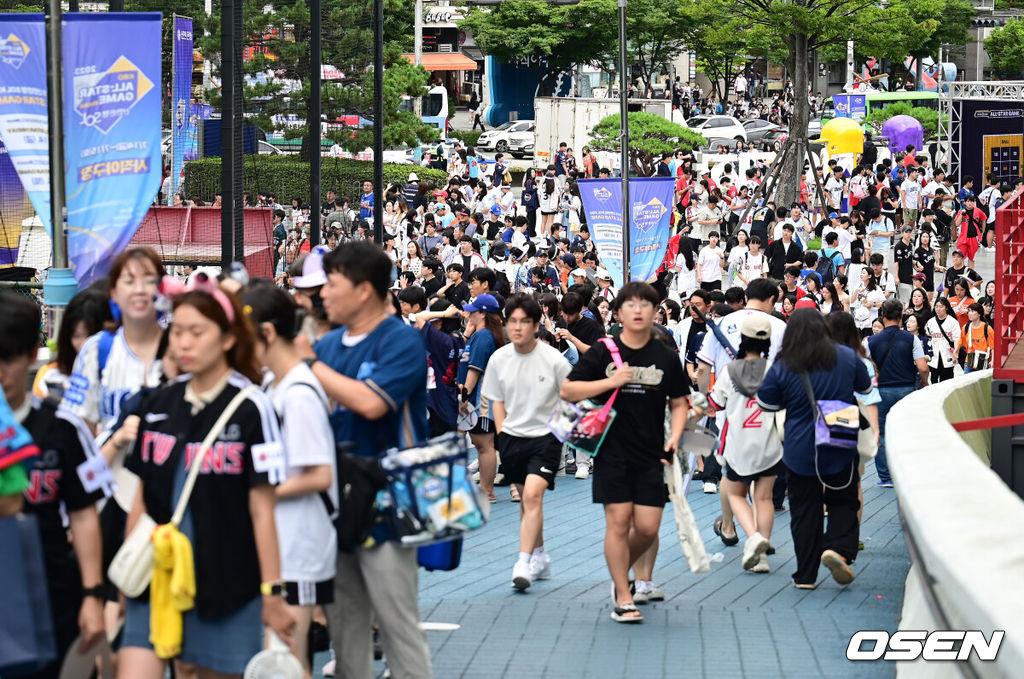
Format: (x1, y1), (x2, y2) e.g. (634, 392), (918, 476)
(863, 102), (941, 141)
(449, 130), (483, 147)
(588, 113), (706, 176)
(182, 156), (448, 204)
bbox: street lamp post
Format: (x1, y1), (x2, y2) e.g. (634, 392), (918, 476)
(373, 0), (385, 244)
(310, 0), (322, 246)
(618, 0), (630, 282)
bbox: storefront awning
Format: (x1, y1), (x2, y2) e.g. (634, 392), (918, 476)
(402, 52), (478, 71)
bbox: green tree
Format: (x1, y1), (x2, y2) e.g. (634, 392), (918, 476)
(588, 112), (705, 175)
(459, 0), (615, 96)
(199, 0), (436, 161)
(863, 101), (940, 140)
(889, 0), (974, 88)
(986, 18), (1024, 78)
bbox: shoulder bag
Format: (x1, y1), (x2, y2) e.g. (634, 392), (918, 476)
(967, 324), (991, 371)
(798, 373), (858, 491)
(108, 385), (257, 598)
(560, 338), (623, 457)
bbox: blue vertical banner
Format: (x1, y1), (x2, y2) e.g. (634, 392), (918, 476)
(0, 15), (52, 234)
(578, 177), (674, 289)
(63, 13), (163, 285)
(170, 16), (194, 204)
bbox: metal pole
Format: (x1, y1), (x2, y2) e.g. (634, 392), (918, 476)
(44, 0), (77, 337)
(845, 40), (854, 91)
(414, 0), (423, 119)
(618, 0), (630, 282)
(109, 0), (124, 10)
(373, 0), (384, 243)
(221, 0), (243, 267)
(310, 0), (322, 246)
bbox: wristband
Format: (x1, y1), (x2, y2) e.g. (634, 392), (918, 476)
(303, 358), (318, 370)
(260, 581), (285, 597)
(82, 584), (106, 600)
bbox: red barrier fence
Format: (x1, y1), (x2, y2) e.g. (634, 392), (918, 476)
(129, 206), (274, 280)
(995, 190), (1024, 381)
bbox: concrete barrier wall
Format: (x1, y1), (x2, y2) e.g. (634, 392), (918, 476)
(887, 369), (1024, 677)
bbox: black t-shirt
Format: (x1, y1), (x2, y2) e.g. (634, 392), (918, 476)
(894, 240), (915, 284)
(943, 265), (982, 293)
(422, 276), (443, 298)
(567, 315), (606, 349)
(22, 400), (105, 583)
(567, 336), (690, 464)
(914, 246), (936, 290)
(445, 281), (471, 307)
(857, 196), (881, 221)
(126, 374), (276, 618)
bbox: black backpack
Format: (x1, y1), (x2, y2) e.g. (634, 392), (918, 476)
(334, 447), (388, 552)
(815, 250), (840, 285)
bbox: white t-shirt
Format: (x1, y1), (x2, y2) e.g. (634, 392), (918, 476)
(825, 175), (845, 209)
(697, 245), (724, 283)
(266, 363), (338, 583)
(481, 342), (571, 438)
(674, 254), (699, 298)
(738, 251), (768, 283)
(900, 179), (922, 210)
(822, 225), (856, 260)
(697, 308), (787, 376)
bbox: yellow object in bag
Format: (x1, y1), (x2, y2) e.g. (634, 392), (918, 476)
(149, 523), (196, 659)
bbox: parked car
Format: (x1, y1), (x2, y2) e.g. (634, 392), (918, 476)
(743, 118), (786, 142)
(508, 123), (535, 158)
(753, 129), (789, 151)
(477, 120), (535, 152)
(807, 117), (823, 138)
(685, 115), (747, 142)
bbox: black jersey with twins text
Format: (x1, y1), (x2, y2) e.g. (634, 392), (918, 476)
(126, 373), (281, 618)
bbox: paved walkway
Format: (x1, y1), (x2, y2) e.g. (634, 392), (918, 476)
(349, 459), (910, 679)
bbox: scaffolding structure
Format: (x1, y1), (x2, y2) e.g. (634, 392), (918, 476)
(939, 80), (1024, 181)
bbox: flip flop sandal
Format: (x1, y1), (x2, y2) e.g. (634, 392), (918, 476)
(610, 603), (644, 623)
(509, 486), (521, 502)
(713, 516), (739, 547)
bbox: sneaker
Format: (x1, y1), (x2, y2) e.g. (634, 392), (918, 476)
(493, 472), (506, 486)
(821, 549), (855, 585)
(644, 582), (665, 601)
(876, 480), (894, 488)
(467, 459), (479, 474)
(512, 560), (532, 591)
(565, 461), (578, 475)
(632, 581), (649, 605)
(322, 658), (336, 677)
(575, 464), (590, 480)
(750, 555), (770, 573)
(703, 481), (718, 494)
(742, 532), (770, 571)
(529, 552), (551, 581)
(556, 464), (566, 477)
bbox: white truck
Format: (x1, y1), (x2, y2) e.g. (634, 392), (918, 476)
(532, 96), (673, 172)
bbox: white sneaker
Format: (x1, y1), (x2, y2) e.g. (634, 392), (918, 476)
(494, 472), (505, 485)
(742, 532), (770, 571)
(512, 560), (532, 591)
(322, 658), (336, 677)
(645, 583), (665, 601)
(575, 463), (590, 480)
(632, 581), (649, 605)
(751, 555), (770, 573)
(703, 481), (718, 494)
(471, 471), (480, 482)
(467, 459), (479, 473)
(529, 552), (551, 580)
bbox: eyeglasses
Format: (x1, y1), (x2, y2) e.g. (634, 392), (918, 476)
(621, 300), (654, 310)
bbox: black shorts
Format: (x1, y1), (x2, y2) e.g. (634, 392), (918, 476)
(469, 416), (494, 436)
(725, 459), (785, 484)
(497, 433), (561, 490)
(700, 281), (722, 291)
(591, 456), (668, 507)
(284, 578), (334, 606)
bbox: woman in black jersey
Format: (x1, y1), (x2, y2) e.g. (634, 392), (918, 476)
(117, 276), (294, 678)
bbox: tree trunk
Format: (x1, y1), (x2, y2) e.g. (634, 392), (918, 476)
(915, 55), (924, 91)
(777, 32), (809, 209)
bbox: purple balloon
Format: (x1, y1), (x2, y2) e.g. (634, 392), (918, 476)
(883, 115), (924, 154)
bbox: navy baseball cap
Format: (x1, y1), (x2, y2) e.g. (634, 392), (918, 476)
(463, 294), (500, 314)
(561, 253), (577, 268)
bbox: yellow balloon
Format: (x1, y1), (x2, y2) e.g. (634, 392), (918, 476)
(816, 118), (864, 156)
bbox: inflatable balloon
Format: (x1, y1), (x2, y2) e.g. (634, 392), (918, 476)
(815, 118), (864, 157)
(882, 115), (924, 156)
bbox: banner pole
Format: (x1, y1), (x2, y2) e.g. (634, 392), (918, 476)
(43, 0), (77, 339)
(617, 0), (630, 282)
(169, 14), (177, 206)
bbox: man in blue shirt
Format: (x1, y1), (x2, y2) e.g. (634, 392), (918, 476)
(867, 299), (929, 487)
(359, 180), (374, 221)
(304, 241), (433, 679)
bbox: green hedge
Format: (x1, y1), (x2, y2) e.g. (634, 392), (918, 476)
(449, 130), (483, 147)
(182, 156), (449, 204)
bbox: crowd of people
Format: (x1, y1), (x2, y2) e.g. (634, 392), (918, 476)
(4, 110), (1020, 679)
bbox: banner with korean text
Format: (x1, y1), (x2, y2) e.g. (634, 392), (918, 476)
(170, 15), (194, 204)
(578, 177), (674, 289)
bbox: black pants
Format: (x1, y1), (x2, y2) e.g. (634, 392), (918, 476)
(772, 466), (788, 509)
(787, 462), (860, 585)
(702, 452), (722, 484)
(700, 281), (722, 291)
(930, 365), (955, 383)
(526, 208), (538, 238)
(471, 112), (486, 131)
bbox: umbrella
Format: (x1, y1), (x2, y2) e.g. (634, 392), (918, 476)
(665, 452), (710, 574)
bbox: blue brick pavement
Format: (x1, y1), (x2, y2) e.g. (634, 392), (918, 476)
(314, 460), (909, 679)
